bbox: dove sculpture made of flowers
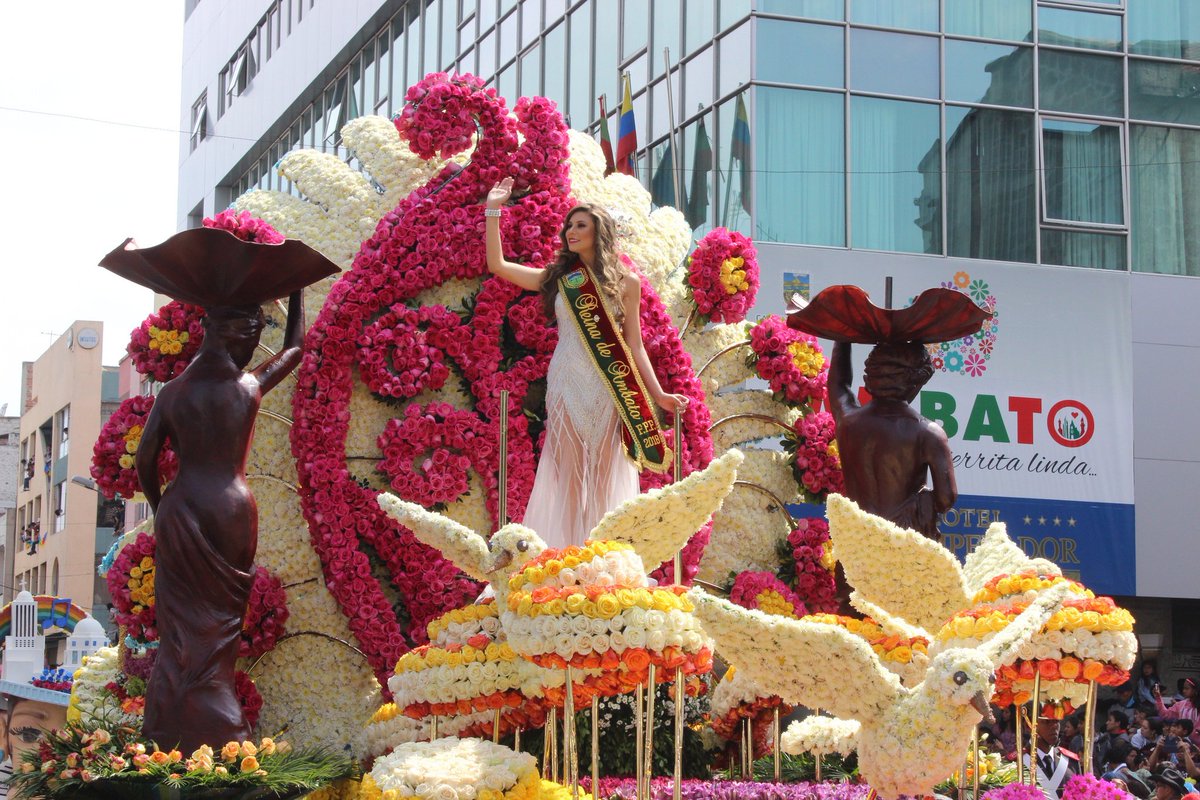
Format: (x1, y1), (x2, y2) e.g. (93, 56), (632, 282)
(689, 581), (1073, 799)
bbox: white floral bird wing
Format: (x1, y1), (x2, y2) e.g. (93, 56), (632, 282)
(979, 581), (1074, 668)
(590, 449), (744, 572)
(961, 522), (1062, 596)
(377, 493), (490, 581)
(825, 494), (971, 632)
(690, 588), (902, 725)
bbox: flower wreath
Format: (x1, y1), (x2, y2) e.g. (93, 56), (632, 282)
(127, 300), (206, 383)
(746, 315), (828, 408)
(776, 518), (838, 615)
(90, 395), (178, 501)
(289, 73), (713, 691)
(783, 411), (844, 502)
(686, 227), (759, 324)
(106, 531), (157, 642)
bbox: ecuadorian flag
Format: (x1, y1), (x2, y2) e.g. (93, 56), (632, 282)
(616, 73), (637, 176)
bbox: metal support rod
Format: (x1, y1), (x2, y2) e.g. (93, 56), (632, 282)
(430, 715), (439, 741)
(514, 726), (521, 752)
(498, 389), (509, 527)
(672, 414), (685, 800)
(1015, 702), (1025, 784)
(1083, 679), (1098, 775)
(663, 48), (682, 210)
(972, 725), (981, 799)
(960, 734), (970, 800)
(1029, 672), (1042, 787)
(773, 706), (782, 783)
(814, 708), (823, 783)
(741, 716), (751, 779)
(635, 684), (645, 800)
(565, 666), (577, 798)
(591, 696), (600, 797)
(493, 708), (502, 744)
(644, 664), (658, 795)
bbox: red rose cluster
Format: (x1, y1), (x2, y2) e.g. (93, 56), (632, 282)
(127, 300), (206, 383)
(90, 395), (179, 501)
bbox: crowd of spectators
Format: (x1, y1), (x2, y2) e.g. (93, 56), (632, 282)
(979, 660), (1200, 799)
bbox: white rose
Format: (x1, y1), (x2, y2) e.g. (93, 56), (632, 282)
(625, 607), (647, 629)
(609, 632), (628, 652)
(574, 635), (595, 655)
(555, 635), (576, 658)
(432, 784), (459, 800)
(571, 615), (592, 635)
(589, 617), (609, 635)
(646, 629), (667, 652)
(625, 628), (647, 649)
(591, 633), (611, 652)
(645, 610), (667, 630)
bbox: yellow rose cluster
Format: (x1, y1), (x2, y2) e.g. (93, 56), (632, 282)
(147, 326), (189, 355)
(787, 340), (826, 378)
(506, 586), (693, 620)
(971, 573), (1089, 606)
(394, 641), (517, 674)
(507, 541), (637, 592)
(119, 424), (143, 470)
(719, 256), (750, 295)
(127, 556), (155, 615)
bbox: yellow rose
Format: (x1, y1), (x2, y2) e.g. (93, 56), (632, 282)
(220, 742), (240, 762)
(563, 555), (581, 569)
(615, 589), (639, 609)
(545, 560), (562, 577)
(545, 599), (565, 616)
(240, 756), (260, 773)
(565, 594), (587, 614)
(595, 594), (621, 619)
(952, 616), (977, 638)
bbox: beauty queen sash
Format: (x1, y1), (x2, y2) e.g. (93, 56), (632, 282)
(558, 267), (672, 473)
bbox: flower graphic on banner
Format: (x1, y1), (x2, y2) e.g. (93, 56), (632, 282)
(917, 271), (999, 379)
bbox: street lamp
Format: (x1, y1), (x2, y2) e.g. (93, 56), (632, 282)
(70, 476), (96, 491)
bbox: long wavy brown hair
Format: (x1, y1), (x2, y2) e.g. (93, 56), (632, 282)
(540, 205), (629, 325)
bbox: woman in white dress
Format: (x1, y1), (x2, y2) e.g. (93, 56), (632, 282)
(485, 177), (688, 550)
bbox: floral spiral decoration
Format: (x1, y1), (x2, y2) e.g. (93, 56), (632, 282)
(106, 531), (157, 643)
(686, 227), (759, 324)
(241, 567), (290, 660)
(784, 411), (844, 502)
(288, 73), (713, 692)
(90, 395), (178, 500)
(127, 300), (206, 382)
(746, 315), (828, 408)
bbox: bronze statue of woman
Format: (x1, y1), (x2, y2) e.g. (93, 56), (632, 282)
(102, 228), (336, 752)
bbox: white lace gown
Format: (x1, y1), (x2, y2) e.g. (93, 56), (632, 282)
(521, 294), (639, 550)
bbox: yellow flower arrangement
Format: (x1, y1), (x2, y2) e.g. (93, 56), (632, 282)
(719, 256), (750, 295)
(147, 326), (189, 355)
(424, 602), (499, 644)
(787, 340), (826, 378)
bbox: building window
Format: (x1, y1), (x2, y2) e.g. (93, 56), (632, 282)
(1130, 125), (1200, 276)
(54, 481), (66, 532)
(57, 405), (70, 458)
(1040, 118), (1125, 228)
(190, 92), (208, 152)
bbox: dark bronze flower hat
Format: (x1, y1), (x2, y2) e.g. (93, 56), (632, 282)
(100, 227), (339, 308)
(787, 284), (993, 345)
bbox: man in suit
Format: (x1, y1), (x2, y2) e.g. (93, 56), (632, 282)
(1025, 714), (1080, 798)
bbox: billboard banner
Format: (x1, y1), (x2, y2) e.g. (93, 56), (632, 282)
(774, 252), (1135, 595)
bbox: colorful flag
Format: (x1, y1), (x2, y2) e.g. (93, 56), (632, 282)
(598, 95), (616, 176)
(686, 119), (713, 228)
(731, 93), (751, 214)
(616, 74), (637, 176)
(650, 141), (676, 207)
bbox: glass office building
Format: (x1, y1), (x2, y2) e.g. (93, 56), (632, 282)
(181, 1), (1200, 604)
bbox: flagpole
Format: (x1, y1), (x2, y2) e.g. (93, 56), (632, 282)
(720, 147), (736, 228)
(663, 48), (682, 210)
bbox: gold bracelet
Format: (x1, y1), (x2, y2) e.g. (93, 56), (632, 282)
(484, 208), (503, 218)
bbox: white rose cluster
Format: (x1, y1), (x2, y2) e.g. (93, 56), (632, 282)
(369, 738), (539, 800)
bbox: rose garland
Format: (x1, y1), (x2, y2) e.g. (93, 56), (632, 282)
(235, 670), (265, 727)
(777, 518), (839, 614)
(746, 316), (828, 408)
(90, 395), (178, 500)
(127, 300), (206, 382)
(784, 411), (844, 501)
(289, 73), (712, 692)
(686, 228), (759, 324)
(241, 567), (290, 659)
(729, 571), (808, 619)
(106, 531), (157, 642)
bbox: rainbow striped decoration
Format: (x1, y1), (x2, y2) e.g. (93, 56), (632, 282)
(0, 596), (89, 639)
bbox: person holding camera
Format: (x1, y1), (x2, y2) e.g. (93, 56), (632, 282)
(1149, 719), (1199, 778)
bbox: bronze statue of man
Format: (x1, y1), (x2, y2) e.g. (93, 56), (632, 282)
(102, 228), (336, 752)
(789, 284), (992, 542)
(828, 340), (954, 539)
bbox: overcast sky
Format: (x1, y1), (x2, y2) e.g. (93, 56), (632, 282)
(0, 2), (183, 414)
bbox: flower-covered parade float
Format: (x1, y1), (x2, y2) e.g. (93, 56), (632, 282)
(59, 72), (1140, 800)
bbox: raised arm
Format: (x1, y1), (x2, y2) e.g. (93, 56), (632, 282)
(828, 341), (859, 424)
(485, 178), (544, 292)
(135, 397), (168, 513)
(253, 290), (305, 394)
(622, 273), (688, 413)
